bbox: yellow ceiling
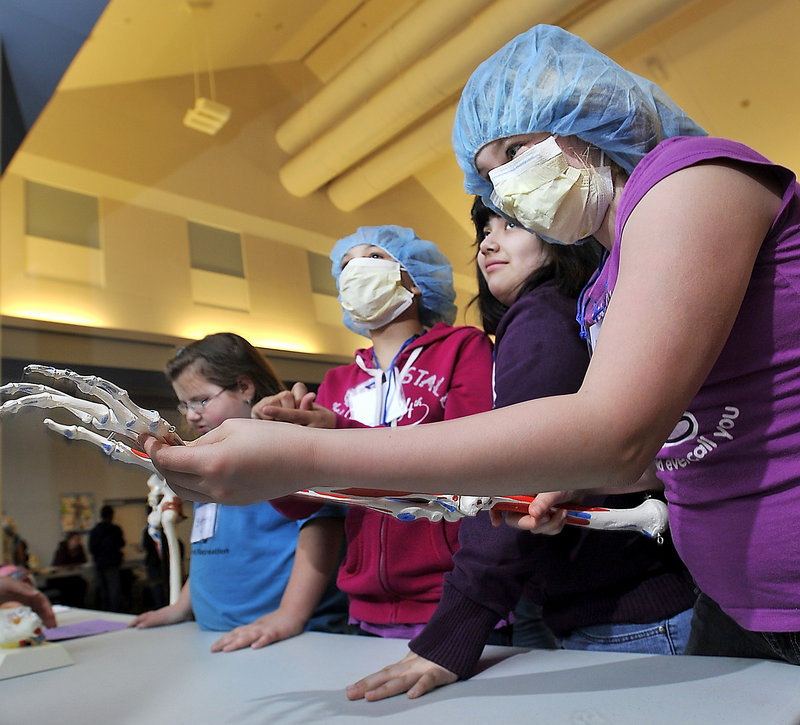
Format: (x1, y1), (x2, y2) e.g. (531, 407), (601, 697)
(2, 0), (798, 356)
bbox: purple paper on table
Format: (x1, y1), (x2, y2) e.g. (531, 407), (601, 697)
(44, 619), (129, 641)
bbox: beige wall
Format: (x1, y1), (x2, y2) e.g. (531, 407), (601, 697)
(1, 170), (367, 354)
(0, 163), (480, 569)
(0, 124), (480, 572)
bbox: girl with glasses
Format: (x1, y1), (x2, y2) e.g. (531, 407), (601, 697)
(132, 332), (347, 651)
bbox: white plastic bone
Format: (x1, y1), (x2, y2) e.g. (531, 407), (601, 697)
(145, 474), (182, 605)
(0, 606), (45, 647)
(42, 420), (157, 471)
(1, 383), (114, 432)
(294, 489), (669, 540)
(41, 421), (182, 605)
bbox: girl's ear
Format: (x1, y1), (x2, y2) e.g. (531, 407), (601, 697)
(400, 268), (421, 298)
(237, 375), (256, 401)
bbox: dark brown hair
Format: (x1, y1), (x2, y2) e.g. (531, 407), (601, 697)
(469, 197), (604, 334)
(166, 332), (284, 401)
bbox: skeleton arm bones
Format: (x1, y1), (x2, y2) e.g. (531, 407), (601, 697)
(39, 419), (667, 541)
(21, 365), (183, 444)
(292, 488), (668, 540)
(145, 473), (183, 606)
(1, 366), (668, 542)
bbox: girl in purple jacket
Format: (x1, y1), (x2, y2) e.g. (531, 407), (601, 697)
(345, 200), (697, 700)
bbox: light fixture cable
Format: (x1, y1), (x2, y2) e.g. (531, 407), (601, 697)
(183, 0), (231, 135)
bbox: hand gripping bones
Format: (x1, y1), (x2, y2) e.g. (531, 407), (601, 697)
(0, 366), (668, 542)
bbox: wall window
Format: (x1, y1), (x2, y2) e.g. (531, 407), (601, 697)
(307, 251), (338, 296)
(188, 221), (244, 277)
(24, 181), (104, 286)
(187, 221), (249, 311)
(26, 181), (99, 248)
(308, 251), (346, 328)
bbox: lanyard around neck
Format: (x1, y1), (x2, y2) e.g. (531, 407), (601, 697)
(356, 334), (422, 426)
(371, 333), (420, 372)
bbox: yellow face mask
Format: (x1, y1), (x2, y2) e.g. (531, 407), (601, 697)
(488, 136), (613, 245)
(338, 257), (414, 333)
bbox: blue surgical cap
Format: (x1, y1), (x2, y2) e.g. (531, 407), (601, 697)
(330, 225), (457, 336)
(453, 24), (706, 201)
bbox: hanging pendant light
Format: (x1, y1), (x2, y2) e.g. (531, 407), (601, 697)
(182, 0), (231, 135)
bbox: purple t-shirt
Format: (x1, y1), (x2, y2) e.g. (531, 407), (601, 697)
(582, 136), (800, 631)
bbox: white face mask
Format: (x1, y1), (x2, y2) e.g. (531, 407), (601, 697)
(338, 257), (414, 332)
(488, 135), (613, 245)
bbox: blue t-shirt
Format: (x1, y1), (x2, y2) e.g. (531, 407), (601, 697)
(189, 502), (340, 631)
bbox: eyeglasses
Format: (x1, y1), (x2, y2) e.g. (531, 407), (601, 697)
(177, 388), (227, 415)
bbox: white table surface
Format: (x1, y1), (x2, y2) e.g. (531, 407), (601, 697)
(3, 608), (800, 724)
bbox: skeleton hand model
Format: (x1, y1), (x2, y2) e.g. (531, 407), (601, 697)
(0, 366), (668, 542)
(0, 365), (182, 445)
(0, 366), (184, 604)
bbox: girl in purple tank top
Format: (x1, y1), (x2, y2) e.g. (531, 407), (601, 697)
(144, 25), (800, 681)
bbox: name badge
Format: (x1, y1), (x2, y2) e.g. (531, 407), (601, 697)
(588, 321), (601, 355)
(347, 373), (408, 426)
(347, 380), (381, 427)
(191, 502), (218, 543)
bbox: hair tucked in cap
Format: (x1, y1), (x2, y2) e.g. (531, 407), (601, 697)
(330, 225), (457, 337)
(452, 24), (706, 203)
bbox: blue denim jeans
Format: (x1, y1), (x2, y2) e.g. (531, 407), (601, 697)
(557, 607), (693, 655)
